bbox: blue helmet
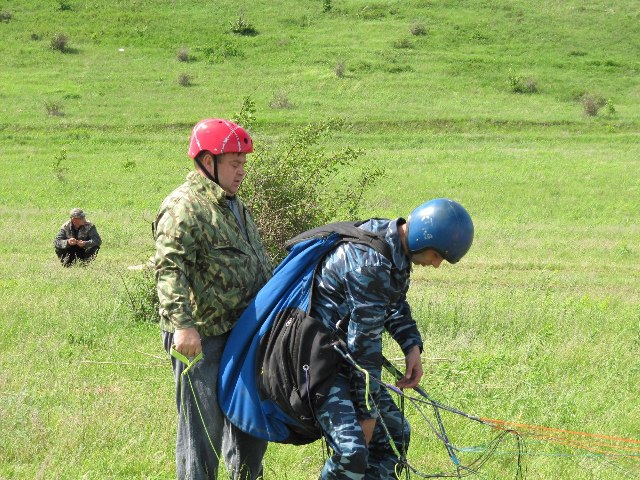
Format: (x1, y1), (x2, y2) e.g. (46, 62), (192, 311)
(406, 198), (474, 264)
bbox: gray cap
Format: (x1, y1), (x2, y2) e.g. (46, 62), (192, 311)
(70, 208), (86, 219)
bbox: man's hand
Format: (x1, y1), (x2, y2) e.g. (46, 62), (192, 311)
(67, 238), (77, 246)
(396, 345), (423, 389)
(173, 327), (202, 358)
(77, 240), (86, 248)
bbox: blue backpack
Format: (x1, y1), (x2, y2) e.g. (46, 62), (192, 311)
(218, 221), (391, 445)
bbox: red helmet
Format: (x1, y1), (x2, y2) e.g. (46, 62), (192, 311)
(188, 118), (253, 158)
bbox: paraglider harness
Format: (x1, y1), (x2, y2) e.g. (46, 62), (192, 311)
(217, 220), (393, 445)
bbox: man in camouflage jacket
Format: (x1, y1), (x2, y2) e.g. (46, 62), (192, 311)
(155, 119), (273, 480)
(54, 208), (101, 266)
(310, 199), (474, 479)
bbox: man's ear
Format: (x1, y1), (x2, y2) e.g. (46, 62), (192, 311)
(195, 152), (213, 171)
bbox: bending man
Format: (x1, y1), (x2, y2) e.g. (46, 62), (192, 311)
(310, 198), (474, 479)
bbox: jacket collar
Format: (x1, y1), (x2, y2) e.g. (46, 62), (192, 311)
(187, 171), (228, 204)
(386, 218), (411, 272)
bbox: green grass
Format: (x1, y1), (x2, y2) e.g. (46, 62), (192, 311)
(1, 0), (639, 478)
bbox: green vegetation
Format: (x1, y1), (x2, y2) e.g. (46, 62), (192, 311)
(0, 0), (638, 478)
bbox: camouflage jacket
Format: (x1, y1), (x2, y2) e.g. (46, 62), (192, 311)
(310, 218), (423, 418)
(53, 220), (102, 249)
(154, 171), (273, 336)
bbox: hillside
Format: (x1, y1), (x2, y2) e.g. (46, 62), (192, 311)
(0, 1), (639, 478)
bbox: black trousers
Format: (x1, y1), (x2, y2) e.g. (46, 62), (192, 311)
(55, 245), (100, 267)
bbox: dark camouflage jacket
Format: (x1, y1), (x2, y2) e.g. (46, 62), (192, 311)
(310, 218), (423, 418)
(154, 171), (273, 336)
(53, 220), (102, 250)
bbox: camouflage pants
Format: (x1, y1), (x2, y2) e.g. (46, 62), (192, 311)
(55, 245), (99, 267)
(315, 372), (410, 480)
(163, 331), (267, 480)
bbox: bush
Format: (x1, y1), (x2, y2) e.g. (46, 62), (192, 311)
(50, 33), (69, 52)
(269, 91), (293, 109)
(230, 14), (258, 36)
(410, 22), (427, 36)
(335, 60), (346, 78)
(57, 0), (72, 11)
(51, 148), (68, 182)
(45, 100), (64, 116)
(0, 10), (12, 22)
(178, 73), (193, 87)
(322, 0), (332, 13)
(233, 97), (384, 262)
(176, 47), (193, 62)
(121, 268), (160, 323)
(580, 93), (607, 117)
(508, 74), (538, 94)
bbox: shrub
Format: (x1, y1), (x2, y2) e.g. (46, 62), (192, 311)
(269, 91), (293, 109)
(0, 10), (12, 22)
(410, 22), (427, 36)
(57, 0), (72, 11)
(230, 14), (258, 36)
(322, 0), (332, 13)
(45, 100), (64, 116)
(120, 268), (160, 323)
(605, 99), (616, 115)
(50, 33), (69, 52)
(335, 60), (346, 78)
(51, 148), (68, 182)
(508, 74), (538, 94)
(581, 93), (607, 117)
(122, 159), (136, 171)
(176, 47), (193, 62)
(178, 73), (193, 87)
(233, 97), (384, 262)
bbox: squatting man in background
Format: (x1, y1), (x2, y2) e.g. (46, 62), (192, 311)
(310, 198), (474, 479)
(154, 118), (273, 479)
(53, 208), (102, 267)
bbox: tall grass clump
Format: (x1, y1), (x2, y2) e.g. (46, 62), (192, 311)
(176, 47), (194, 62)
(178, 73), (193, 87)
(45, 100), (65, 116)
(580, 93), (608, 117)
(409, 22), (428, 36)
(198, 41), (244, 63)
(0, 10), (12, 22)
(269, 91), (294, 109)
(50, 33), (70, 52)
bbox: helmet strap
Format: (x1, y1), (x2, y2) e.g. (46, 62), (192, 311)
(195, 153), (220, 185)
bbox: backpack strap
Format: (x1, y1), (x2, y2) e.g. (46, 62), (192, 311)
(285, 220), (392, 261)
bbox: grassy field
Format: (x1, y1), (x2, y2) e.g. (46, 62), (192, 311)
(1, 0), (639, 478)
